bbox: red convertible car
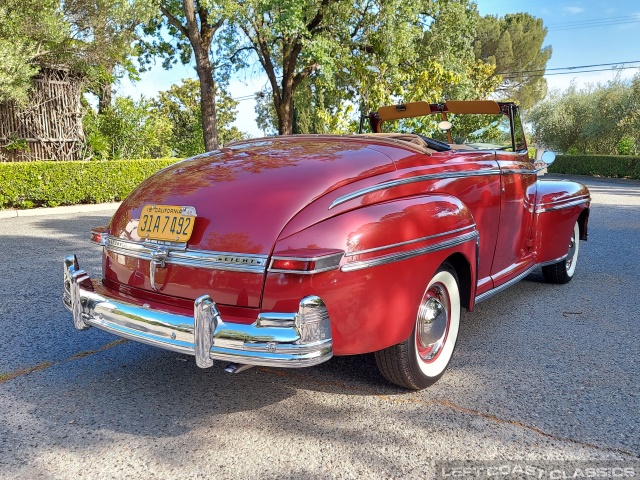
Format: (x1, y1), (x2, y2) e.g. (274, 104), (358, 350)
(64, 100), (590, 389)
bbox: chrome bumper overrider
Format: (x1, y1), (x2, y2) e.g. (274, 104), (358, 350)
(63, 256), (333, 368)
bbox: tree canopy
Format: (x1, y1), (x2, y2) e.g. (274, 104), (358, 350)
(0, 0), (68, 104)
(140, 0), (237, 151)
(153, 78), (245, 157)
(242, 0), (503, 135)
(473, 13), (551, 109)
(2, 0), (555, 158)
(528, 73), (640, 155)
(64, 0), (156, 113)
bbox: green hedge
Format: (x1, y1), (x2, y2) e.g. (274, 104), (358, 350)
(548, 155), (640, 179)
(0, 159), (180, 209)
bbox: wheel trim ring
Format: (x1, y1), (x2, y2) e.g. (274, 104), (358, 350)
(566, 232), (576, 271)
(416, 282), (450, 364)
(565, 222), (580, 276)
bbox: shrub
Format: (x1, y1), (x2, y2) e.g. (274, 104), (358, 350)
(0, 159), (179, 209)
(548, 155), (640, 180)
(83, 97), (173, 160)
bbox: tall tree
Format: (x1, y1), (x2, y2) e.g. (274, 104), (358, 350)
(141, 0), (230, 151)
(153, 78), (245, 156)
(245, 0), (499, 135)
(230, 0), (438, 135)
(473, 13), (551, 109)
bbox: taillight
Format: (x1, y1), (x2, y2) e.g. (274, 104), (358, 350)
(269, 249), (344, 274)
(90, 226), (109, 246)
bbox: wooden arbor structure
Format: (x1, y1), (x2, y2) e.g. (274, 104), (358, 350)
(0, 68), (84, 161)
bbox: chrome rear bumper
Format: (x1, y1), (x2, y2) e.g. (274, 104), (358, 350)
(63, 256), (333, 368)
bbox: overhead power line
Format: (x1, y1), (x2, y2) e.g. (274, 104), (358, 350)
(501, 65), (640, 79)
(497, 60), (640, 76)
(549, 18), (640, 31)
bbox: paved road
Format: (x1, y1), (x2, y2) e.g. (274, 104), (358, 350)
(0, 176), (638, 479)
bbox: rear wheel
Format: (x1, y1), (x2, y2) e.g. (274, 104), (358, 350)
(542, 221), (580, 284)
(375, 264), (461, 390)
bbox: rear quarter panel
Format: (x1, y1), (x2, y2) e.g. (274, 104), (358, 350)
(262, 195), (478, 355)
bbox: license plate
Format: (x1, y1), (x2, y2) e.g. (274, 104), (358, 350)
(137, 205), (197, 242)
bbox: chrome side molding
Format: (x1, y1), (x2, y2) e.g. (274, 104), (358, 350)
(341, 231), (478, 272)
(329, 169), (500, 209)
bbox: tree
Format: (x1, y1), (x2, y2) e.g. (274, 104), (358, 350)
(153, 78), (246, 157)
(63, 0), (155, 113)
(229, 0), (445, 135)
(244, 0), (500, 135)
(473, 13), (551, 109)
(83, 96), (173, 159)
(528, 73), (640, 155)
(0, 0), (68, 104)
(141, 0), (233, 151)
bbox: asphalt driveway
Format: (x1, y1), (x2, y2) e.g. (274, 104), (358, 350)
(0, 175), (638, 479)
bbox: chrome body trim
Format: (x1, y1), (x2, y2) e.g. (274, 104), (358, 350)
(537, 254), (569, 268)
(268, 252), (344, 275)
(344, 225), (476, 257)
(105, 237), (268, 274)
(341, 231), (478, 272)
(501, 168), (537, 175)
(267, 266), (340, 275)
(535, 195), (590, 213)
(63, 256), (333, 368)
(329, 169), (500, 209)
(475, 263), (537, 304)
(91, 232), (109, 246)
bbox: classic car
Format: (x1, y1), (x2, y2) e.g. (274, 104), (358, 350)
(63, 100), (590, 390)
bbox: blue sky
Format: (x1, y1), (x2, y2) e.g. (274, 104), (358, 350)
(119, 0), (640, 137)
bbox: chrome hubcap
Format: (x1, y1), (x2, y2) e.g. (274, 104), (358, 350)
(417, 285), (449, 361)
(566, 233), (576, 271)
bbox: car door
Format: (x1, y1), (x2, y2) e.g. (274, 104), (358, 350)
(489, 105), (538, 285)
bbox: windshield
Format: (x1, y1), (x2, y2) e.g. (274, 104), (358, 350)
(382, 113), (513, 151)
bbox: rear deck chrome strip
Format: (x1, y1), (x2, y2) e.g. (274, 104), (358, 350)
(106, 237), (268, 274)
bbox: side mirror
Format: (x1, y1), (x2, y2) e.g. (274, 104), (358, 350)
(541, 150), (556, 165)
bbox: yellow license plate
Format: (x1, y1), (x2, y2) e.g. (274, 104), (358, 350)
(137, 205), (197, 242)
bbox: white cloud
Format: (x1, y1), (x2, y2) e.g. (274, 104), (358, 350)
(563, 6), (584, 14)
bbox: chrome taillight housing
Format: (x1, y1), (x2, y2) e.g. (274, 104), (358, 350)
(268, 249), (344, 274)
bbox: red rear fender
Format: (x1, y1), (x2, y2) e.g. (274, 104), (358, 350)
(262, 194), (478, 355)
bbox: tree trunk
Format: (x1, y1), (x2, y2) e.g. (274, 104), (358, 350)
(194, 52), (219, 151)
(97, 65), (114, 114)
(276, 95), (294, 135)
(276, 72), (297, 135)
(164, 0), (222, 152)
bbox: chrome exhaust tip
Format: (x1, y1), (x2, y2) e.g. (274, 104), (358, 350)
(224, 363), (254, 374)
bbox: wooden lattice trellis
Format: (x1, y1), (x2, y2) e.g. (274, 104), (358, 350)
(0, 68), (84, 161)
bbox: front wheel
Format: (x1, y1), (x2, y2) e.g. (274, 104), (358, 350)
(542, 220), (580, 284)
(375, 264), (461, 390)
